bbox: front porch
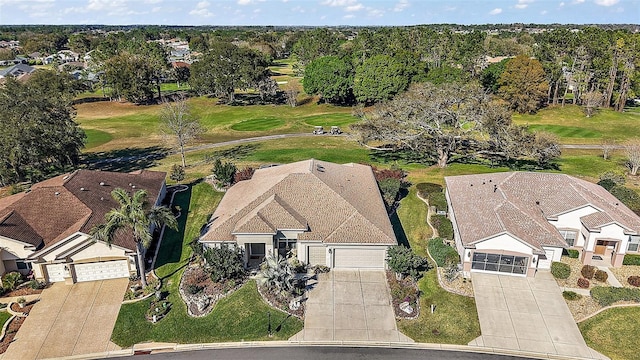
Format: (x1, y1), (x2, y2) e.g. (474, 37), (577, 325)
(581, 239), (623, 267)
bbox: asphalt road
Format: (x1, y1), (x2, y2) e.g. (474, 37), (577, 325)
(113, 346), (536, 360)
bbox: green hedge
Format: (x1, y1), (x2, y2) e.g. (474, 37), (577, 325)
(427, 237), (459, 267)
(551, 261), (571, 279)
(590, 286), (640, 306)
(609, 186), (640, 213)
(427, 192), (448, 213)
(623, 254), (640, 265)
(416, 182), (443, 199)
(430, 214), (453, 240)
(565, 249), (579, 259)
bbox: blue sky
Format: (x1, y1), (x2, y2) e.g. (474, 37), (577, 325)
(0, 0), (638, 26)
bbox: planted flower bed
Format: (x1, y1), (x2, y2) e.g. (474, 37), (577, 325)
(386, 271), (419, 319)
(145, 299), (171, 323)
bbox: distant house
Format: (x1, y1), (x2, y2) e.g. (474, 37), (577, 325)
(200, 159), (397, 269)
(0, 63), (36, 79)
(446, 172), (640, 277)
(0, 170), (167, 283)
(43, 50), (79, 65)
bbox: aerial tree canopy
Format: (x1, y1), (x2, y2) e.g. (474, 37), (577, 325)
(353, 54), (408, 104)
(498, 55), (549, 114)
(302, 55), (354, 105)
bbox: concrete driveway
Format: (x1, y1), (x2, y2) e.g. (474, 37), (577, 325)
(4, 278), (127, 359)
(290, 269), (413, 342)
(469, 272), (607, 359)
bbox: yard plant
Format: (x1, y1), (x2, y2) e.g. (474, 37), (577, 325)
(427, 238), (459, 267)
(550, 261), (571, 279)
(590, 286), (640, 306)
(386, 245), (429, 279)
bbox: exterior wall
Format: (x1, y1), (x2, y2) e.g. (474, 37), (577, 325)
(296, 241), (323, 264)
(463, 234), (536, 278)
(582, 223), (628, 267)
(549, 206), (598, 248)
(69, 241), (129, 261)
(234, 234), (273, 247)
(539, 246), (564, 269)
(0, 235), (37, 259)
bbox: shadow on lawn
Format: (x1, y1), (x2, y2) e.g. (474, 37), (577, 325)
(154, 183), (192, 273)
(80, 146), (169, 172)
(390, 211), (410, 248)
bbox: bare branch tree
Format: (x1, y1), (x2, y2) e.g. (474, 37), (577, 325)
(601, 137), (617, 161)
(582, 90), (603, 117)
(283, 81), (301, 107)
(159, 94), (203, 167)
(625, 139), (640, 176)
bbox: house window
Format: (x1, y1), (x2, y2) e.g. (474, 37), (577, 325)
(16, 261), (31, 270)
(278, 239), (296, 257)
(471, 252), (529, 275)
(628, 236), (640, 252)
(559, 230), (577, 247)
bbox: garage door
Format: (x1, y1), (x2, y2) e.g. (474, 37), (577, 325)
(74, 260), (130, 282)
(307, 246), (326, 266)
(471, 252), (529, 276)
(333, 248), (386, 269)
(46, 264), (66, 282)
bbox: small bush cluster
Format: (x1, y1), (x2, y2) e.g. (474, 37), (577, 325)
(427, 237), (459, 267)
(372, 166), (409, 211)
(388, 272), (419, 308)
(430, 215), (453, 240)
(562, 291), (582, 301)
(565, 249), (579, 259)
(233, 167), (255, 183)
(581, 265), (596, 279)
(628, 276), (640, 287)
(427, 192), (448, 213)
(386, 245), (429, 279)
(416, 182), (443, 199)
(577, 277), (590, 288)
(591, 286), (640, 306)
(550, 261), (571, 279)
(594, 269), (608, 282)
(212, 159), (237, 187)
(2, 272), (23, 292)
(623, 254), (640, 265)
(203, 245), (246, 283)
(609, 186), (640, 213)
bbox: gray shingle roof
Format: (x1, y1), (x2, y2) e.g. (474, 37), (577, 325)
(201, 159), (397, 245)
(445, 172), (640, 252)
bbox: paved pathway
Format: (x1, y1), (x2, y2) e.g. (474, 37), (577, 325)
(596, 267), (623, 287)
(469, 272), (608, 360)
(3, 279), (127, 359)
(290, 270), (412, 342)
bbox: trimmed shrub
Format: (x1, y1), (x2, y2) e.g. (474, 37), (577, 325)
(623, 254), (640, 265)
(427, 192), (448, 213)
(550, 261), (571, 279)
(427, 237), (459, 267)
(581, 265), (596, 279)
(562, 291), (582, 301)
(597, 178), (616, 191)
(609, 186), (640, 213)
(203, 245), (245, 283)
(628, 276), (640, 287)
(566, 249), (579, 259)
(386, 245), (429, 279)
(591, 286), (640, 306)
(577, 277), (590, 288)
(594, 269), (608, 282)
(212, 159), (237, 187)
(430, 214), (454, 240)
(416, 182), (443, 199)
(379, 178), (402, 209)
(1, 272), (23, 292)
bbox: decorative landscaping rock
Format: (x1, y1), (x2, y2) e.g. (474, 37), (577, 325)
(145, 300), (171, 323)
(399, 301), (414, 314)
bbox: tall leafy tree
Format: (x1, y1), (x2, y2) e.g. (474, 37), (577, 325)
(91, 189), (178, 287)
(103, 52), (155, 104)
(498, 55), (549, 114)
(291, 28), (341, 65)
(353, 54), (408, 104)
(302, 55), (353, 105)
(0, 73), (85, 185)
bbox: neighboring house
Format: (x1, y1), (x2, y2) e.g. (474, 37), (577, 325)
(0, 170), (167, 283)
(446, 172), (640, 277)
(200, 159), (397, 269)
(43, 50), (79, 65)
(0, 63), (36, 79)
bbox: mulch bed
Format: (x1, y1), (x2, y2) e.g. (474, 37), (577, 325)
(0, 316), (25, 354)
(2, 287), (43, 298)
(9, 301), (36, 314)
(386, 271), (419, 319)
(257, 285), (304, 319)
(179, 264), (244, 317)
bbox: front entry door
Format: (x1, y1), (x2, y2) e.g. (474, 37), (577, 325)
(595, 241), (607, 255)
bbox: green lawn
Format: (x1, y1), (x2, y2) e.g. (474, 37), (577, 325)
(0, 311), (11, 329)
(513, 105), (640, 144)
(579, 307), (640, 360)
(230, 117), (286, 131)
(111, 182), (303, 347)
(83, 129), (113, 150)
(394, 188), (481, 344)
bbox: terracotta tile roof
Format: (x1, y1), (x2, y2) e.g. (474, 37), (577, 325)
(0, 169), (166, 251)
(201, 159), (397, 245)
(446, 172), (640, 252)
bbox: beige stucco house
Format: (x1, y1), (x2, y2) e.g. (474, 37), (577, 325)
(199, 159), (397, 269)
(0, 169), (167, 283)
(446, 172), (640, 277)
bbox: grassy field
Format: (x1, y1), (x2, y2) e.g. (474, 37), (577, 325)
(111, 182), (303, 346)
(513, 105), (640, 144)
(0, 311), (11, 329)
(579, 307), (640, 360)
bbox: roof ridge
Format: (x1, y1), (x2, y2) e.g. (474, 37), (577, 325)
(323, 210), (358, 241)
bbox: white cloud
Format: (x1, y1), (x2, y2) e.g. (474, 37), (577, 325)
(594, 0), (618, 5)
(152, 6), (161, 12)
(345, 3), (364, 11)
(368, 8), (384, 17)
(515, 0), (533, 9)
(189, 0), (213, 17)
(572, 0), (585, 4)
(238, 0), (251, 4)
(322, 0), (356, 6)
(343, 14), (355, 18)
(394, 0), (409, 12)
(443, 6), (457, 11)
(540, 9), (548, 14)
(143, 0), (162, 4)
(489, 7), (502, 14)
(559, 2), (565, 6)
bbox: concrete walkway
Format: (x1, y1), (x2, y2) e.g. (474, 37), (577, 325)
(597, 267), (623, 287)
(3, 279), (128, 360)
(469, 272), (608, 360)
(290, 270), (413, 343)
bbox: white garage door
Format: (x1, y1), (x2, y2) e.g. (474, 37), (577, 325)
(46, 264), (66, 282)
(333, 248), (386, 269)
(74, 260), (130, 282)
(307, 246), (326, 266)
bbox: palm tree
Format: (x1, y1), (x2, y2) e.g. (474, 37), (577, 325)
(91, 188), (178, 287)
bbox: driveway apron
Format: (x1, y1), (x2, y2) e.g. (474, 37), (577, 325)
(290, 269), (413, 342)
(3, 278), (128, 360)
(470, 272), (608, 359)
